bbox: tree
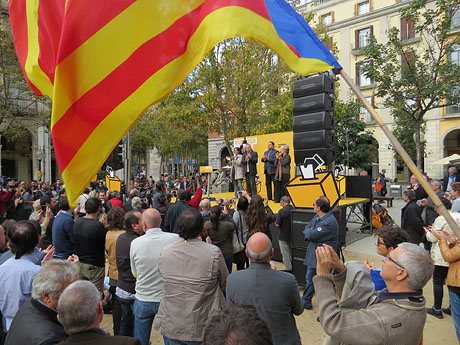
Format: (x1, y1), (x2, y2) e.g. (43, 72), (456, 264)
(334, 98), (375, 170)
(191, 38), (292, 153)
(361, 0), (460, 168)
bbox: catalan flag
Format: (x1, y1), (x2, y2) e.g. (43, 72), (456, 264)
(9, 0), (341, 206)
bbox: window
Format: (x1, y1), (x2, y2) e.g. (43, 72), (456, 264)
(355, 27), (373, 49)
(359, 96), (374, 123)
(449, 44), (460, 66)
(447, 86), (460, 114)
(401, 17), (415, 41)
(356, 62), (372, 87)
(325, 37), (333, 51)
(321, 13), (332, 25)
(452, 8), (460, 29)
(358, 1), (370, 15)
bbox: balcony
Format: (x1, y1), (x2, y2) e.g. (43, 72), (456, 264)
(446, 104), (460, 116)
(4, 98), (49, 115)
(313, 0), (334, 6)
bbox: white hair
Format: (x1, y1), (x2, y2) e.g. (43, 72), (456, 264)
(32, 260), (79, 300)
(397, 242), (434, 290)
(131, 196), (142, 209)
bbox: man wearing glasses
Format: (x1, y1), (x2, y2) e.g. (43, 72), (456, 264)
(313, 242), (433, 345)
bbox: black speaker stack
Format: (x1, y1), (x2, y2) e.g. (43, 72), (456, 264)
(292, 73), (336, 167)
(291, 209), (316, 286)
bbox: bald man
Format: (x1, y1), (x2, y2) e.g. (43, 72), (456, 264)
(129, 208), (179, 345)
(226, 233), (303, 345)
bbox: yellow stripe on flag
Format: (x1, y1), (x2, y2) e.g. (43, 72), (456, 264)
(61, 6), (334, 204)
(51, 0), (205, 127)
(25, 0), (53, 97)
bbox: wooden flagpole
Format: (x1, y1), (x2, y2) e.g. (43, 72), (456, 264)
(339, 69), (460, 239)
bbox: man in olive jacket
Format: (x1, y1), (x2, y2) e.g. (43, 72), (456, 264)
(314, 242), (434, 345)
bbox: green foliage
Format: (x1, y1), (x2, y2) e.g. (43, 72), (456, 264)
(361, 0), (460, 167)
(391, 109), (426, 166)
(334, 98), (375, 170)
(191, 38), (292, 149)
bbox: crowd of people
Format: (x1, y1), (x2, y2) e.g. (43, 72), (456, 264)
(0, 160), (458, 344)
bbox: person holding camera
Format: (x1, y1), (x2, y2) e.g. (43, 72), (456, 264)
(0, 180), (16, 222)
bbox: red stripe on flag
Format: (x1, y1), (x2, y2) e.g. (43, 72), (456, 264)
(57, 0), (137, 64)
(286, 42), (301, 57)
(8, 0), (42, 94)
(8, 0), (28, 73)
(37, 0), (66, 85)
(52, 0), (269, 170)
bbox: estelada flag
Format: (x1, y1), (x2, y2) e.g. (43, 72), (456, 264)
(9, 0), (342, 206)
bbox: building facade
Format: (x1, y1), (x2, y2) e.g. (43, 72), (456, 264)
(299, 0), (460, 181)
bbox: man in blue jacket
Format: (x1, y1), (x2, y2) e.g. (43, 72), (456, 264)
(302, 196), (339, 310)
(52, 196), (75, 259)
(261, 141), (278, 201)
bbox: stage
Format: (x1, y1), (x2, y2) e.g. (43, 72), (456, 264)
(205, 191), (369, 215)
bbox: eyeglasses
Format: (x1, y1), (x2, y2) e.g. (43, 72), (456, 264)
(385, 254), (406, 270)
(376, 238), (386, 246)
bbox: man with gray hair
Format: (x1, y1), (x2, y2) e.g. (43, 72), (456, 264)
(57, 280), (140, 345)
(5, 260), (79, 345)
(419, 179), (444, 227)
(314, 242), (434, 345)
(200, 198), (212, 221)
(443, 166), (460, 192)
(275, 196), (294, 272)
(226, 232), (303, 345)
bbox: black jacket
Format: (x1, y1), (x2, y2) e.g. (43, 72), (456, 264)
(276, 204), (293, 242)
(242, 150), (259, 176)
(56, 328), (140, 345)
(401, 201), (425, 244)
(164, 200), (190, 233)
(5, 298), (66, 345)
(116, 229), (141, 294)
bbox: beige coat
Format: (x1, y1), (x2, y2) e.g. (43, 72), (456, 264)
(314, 268), (426, 345)
(439, 239), (460, 288)
(426, 211), (460, 267)
(232, 154), (244, 180)
(105, 229), (124, 280)
(154, 238), (228, 342)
